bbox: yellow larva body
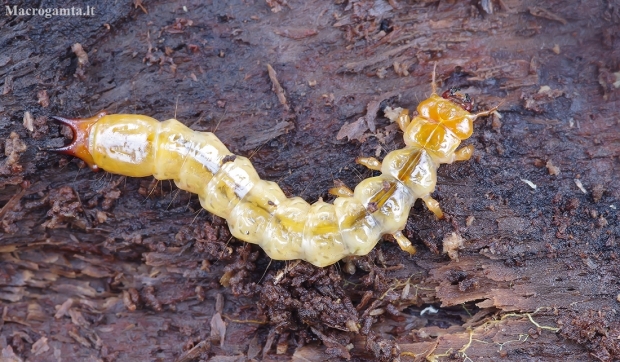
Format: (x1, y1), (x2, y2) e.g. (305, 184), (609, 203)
(53, 79), (497, 267)
(88, 114), (409, 266)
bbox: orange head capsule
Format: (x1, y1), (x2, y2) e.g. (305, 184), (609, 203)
(50, 111), (108, 171)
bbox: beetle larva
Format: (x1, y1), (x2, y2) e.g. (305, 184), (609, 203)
(50, 68), (498, 267)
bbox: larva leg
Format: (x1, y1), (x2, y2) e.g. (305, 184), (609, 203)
(422, 195), (444, 219)
(392, 231), (416, 254)
(356, 157), (382, 171)
(453, 145), (474, 162)
(394, 109), (411, 132)
(329, 185), (354, 197)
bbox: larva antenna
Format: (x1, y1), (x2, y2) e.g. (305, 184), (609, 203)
(466, 99), (505, 122)
(49, 111), (108, 171)
(431, 62), (438, 95)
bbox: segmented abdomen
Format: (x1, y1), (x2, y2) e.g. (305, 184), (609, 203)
(88, 116), (435, 266)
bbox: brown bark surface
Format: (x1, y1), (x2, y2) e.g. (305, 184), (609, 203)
(1, 0), (619, 361)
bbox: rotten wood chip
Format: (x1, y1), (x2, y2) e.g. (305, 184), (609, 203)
(247, 335), (261, 360)
(0, 186), (27, 221)
(215, 293), (224, 314)
(443, 233), (464, 261)
(23, 111), (34, 131)
(68, 308), (90, 327)
(546, 160), (560, 176)
(339, 42), (417, 73)
(1, 346), (22, 362)
(292, 344), (332, 362)
(266, 64), (289, 111)
(529, 6), (567, 25)
(31, 337), (50, 356)
(210, 312), (226, 347)
(574, 179), (587, 194)
(0, 54), (10, 67)
(174, 340), (210, 362)
(276, 332), (289, 354)
(122, 289), (139, 311)
(480, 0), (494, 14)
(54, 298), (73, 319)
(274, 27), (318, 39)
(2, 74), (13, 95)
(262, 328), (276, 359)
(37, 89), (50, 107)
(266, 0), (288, 13)
(337, 94), (398, 142)
(592, 184), (605, 203)
(26, 303), (46, 322)
(521, 178), (537, 190)
(336, 117), (370, 142)
(134, 0), (148, 14)
(71, 43), (89, 66)
(309, 327), (351, 360)
(68, 329), (91, 348)
(142, 285), (162, 312)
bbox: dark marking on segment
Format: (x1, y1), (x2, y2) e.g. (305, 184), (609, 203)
(222, 155), (237, 164)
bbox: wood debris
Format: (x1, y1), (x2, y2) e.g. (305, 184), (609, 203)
(521, 178), (537, 190)
(71, 43), (89, 79)
(31, 337), (50, 356)
(210, 312), (226, 347)
(546, 160), (560, 176)
(26, 303), (46, 322)
(393, 61), (411, 76)
(339, 42), (417, 73)
(37, 89), (49, 107)
(0, 54), (10, 67)
(1, 132), (27, 175)
(480, 0), (494, 14)
(1, 346), (22, 362)
(2, 74), (13, 95)
(174, 341), (210, 362)
(71, 43), (88, 66)
(133, 0), (148, 14)
(597, 65), (620, 100)
(273, 27), (318, 39)
(443, 233), (464, 261)
(163, 18), (193, 34)
(574, 179), (587, 194)
(591, 184), (605, 203)
(336, 117), (371, 142)
(54, 298), (74, 319)
(266, 64), (290, 111)
(266, 0), (288, 13)
(529, 6), (567, 25)
(337, 92), (399, 141)
(22, 111), (34, 131)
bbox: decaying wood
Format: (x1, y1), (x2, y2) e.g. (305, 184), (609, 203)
(1, 0), (619, 361)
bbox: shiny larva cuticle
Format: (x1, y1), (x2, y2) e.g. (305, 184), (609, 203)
(51, 70), (499, 267)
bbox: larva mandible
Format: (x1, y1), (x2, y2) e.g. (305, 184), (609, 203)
(51, 68), (498, 267)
